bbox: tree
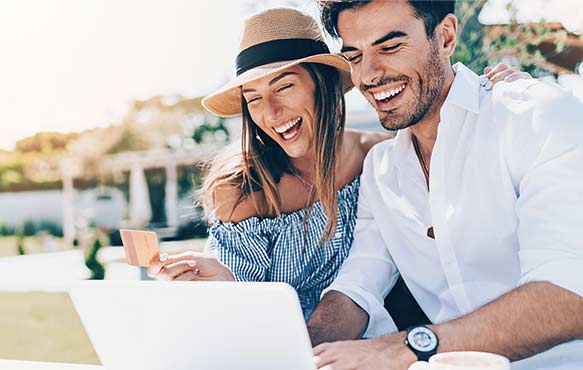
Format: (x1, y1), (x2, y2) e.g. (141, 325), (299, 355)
(453, 0), (489, 72)
(454, 0), (578, 77)
(191, 117), (230, 145)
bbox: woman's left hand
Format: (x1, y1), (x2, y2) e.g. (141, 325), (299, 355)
(481, 63), (532, 91)
(147, 251), (235, 282)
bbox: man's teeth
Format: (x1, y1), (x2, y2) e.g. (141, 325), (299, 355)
(274, 117), (301, 133)
(373, 84), (406, 101)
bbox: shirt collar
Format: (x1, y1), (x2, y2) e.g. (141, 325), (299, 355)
(388, 63), (480, 173)
(446, 62), (480, 114)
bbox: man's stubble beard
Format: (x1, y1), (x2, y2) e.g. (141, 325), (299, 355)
(375, 40), (446, 132)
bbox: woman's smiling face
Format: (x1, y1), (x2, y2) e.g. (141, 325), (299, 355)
(241, 64), (316, 159)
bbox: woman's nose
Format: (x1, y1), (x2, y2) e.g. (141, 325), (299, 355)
(264, 97), (283, 122)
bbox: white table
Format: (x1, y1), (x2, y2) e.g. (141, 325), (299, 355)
(0, 360), (103, 370)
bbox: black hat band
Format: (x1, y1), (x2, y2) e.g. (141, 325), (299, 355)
(236, 38), (330, 76)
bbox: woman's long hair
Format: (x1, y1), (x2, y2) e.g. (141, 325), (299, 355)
(200, 62), (346, 241)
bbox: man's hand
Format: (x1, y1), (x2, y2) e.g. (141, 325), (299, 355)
(313, 333), (417, 370)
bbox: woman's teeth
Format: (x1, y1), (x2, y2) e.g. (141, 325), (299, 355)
(373, 84), (406, 102)
(282, 129), (299, 140)
(274, 117), (302, 140)
(274, 117), (301, 133)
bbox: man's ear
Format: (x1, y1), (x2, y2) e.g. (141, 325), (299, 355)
(437, 14), (458, 58)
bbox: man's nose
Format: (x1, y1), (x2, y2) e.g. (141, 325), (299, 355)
(358, 54), (384, 87)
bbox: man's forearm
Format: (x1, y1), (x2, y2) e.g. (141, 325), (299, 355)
(432, 282), (583, 361)
(307, 290), (369, 346)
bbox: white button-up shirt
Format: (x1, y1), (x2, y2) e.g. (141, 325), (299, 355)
(324, 63), (583, 369)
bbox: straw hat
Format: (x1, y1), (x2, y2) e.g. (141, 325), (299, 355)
(202, 7), (353, 117)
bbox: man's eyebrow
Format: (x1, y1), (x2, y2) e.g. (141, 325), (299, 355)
(372, 31), (408, 46)
(340, 45), (358, 53)
(242, 71), (297, 94)
(340, 31), (408, 53)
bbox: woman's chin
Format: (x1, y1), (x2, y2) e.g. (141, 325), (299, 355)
(282, 143), (310, 159)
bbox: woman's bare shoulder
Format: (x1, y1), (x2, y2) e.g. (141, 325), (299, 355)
(344, 129), (394, 156)
(336, 130), (394, 182)
(212, 184), (263, 223)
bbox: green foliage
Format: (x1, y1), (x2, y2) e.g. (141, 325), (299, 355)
(106, 125), (152, 155)
(37, 220), (64, 237)
(192, 117), (230, 144)
(453, 0), (489, 72)
(15, 132), (78, 154)
(0, 151), (63, 192)
(85, 238), (105, 280)
(454, 0), (573, 77)
(18, 220), (63, 238)
(0, 223), (16, 236)
(22, 220), (37, 237)
(17, 236), (26, 255)
(1, 94), (222, 192)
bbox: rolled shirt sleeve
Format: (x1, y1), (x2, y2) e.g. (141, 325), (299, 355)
(322, 152), (400, 338)
(502, 83), (583, 297)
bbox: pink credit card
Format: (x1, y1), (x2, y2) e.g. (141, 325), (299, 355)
(119, 229), (159, 267)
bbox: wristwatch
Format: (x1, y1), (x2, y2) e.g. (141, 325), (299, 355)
(405, 325), (439, 361)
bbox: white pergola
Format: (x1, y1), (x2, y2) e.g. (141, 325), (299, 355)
(59, 144), (220, 247)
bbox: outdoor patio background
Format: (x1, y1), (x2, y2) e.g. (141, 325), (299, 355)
(1, 0), (582, 364)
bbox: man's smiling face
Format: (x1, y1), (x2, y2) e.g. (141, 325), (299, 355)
(337, 0), (448, 131)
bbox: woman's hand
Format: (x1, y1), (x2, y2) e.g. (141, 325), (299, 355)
(481, 63), (532, 90)
(147, 251), (235, 282)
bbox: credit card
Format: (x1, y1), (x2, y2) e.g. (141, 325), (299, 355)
(119, 229), (159, 267)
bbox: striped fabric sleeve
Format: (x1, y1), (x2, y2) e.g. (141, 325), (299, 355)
(205, 224), (271, 282)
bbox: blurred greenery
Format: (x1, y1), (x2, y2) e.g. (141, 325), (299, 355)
(0, 236), (66, 257)
(453, 0), (489, 72)
(192, 116), (230, 144)
(16, 236), (25, 255)
(15, 132), (79, 154)
(0, 95), (228, 194)
(454, 0), (580, 77)
(3, 0), (577, 194)
(0, 220), (63, 238)
(85, 238), (105, 280)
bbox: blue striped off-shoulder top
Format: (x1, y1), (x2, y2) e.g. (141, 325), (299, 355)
(205, 176), (360, 320)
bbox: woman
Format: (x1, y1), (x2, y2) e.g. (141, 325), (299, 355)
(148, 7), (528, 320)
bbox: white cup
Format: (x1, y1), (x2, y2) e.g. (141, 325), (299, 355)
(408, 351), (510, 370)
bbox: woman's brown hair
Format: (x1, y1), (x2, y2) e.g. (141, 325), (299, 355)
(200, 62), (346, 241)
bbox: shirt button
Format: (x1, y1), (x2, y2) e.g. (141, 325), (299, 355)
(334, 231), (342, 238)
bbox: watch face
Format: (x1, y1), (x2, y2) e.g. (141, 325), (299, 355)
(408, 327), (438, 352)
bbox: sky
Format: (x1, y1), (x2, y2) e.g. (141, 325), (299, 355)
(1, 0), (582, 151)
(0, 0), (251, 150)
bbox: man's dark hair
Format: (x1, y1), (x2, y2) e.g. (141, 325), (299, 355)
(319, 0), (456, 39)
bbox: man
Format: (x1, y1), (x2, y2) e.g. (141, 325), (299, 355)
(307, 1), (583, 369)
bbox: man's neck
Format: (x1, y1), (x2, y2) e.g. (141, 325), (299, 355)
(409, 68), (455, 163)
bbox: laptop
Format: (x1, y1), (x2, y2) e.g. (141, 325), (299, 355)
(69, 281), (316, 370)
